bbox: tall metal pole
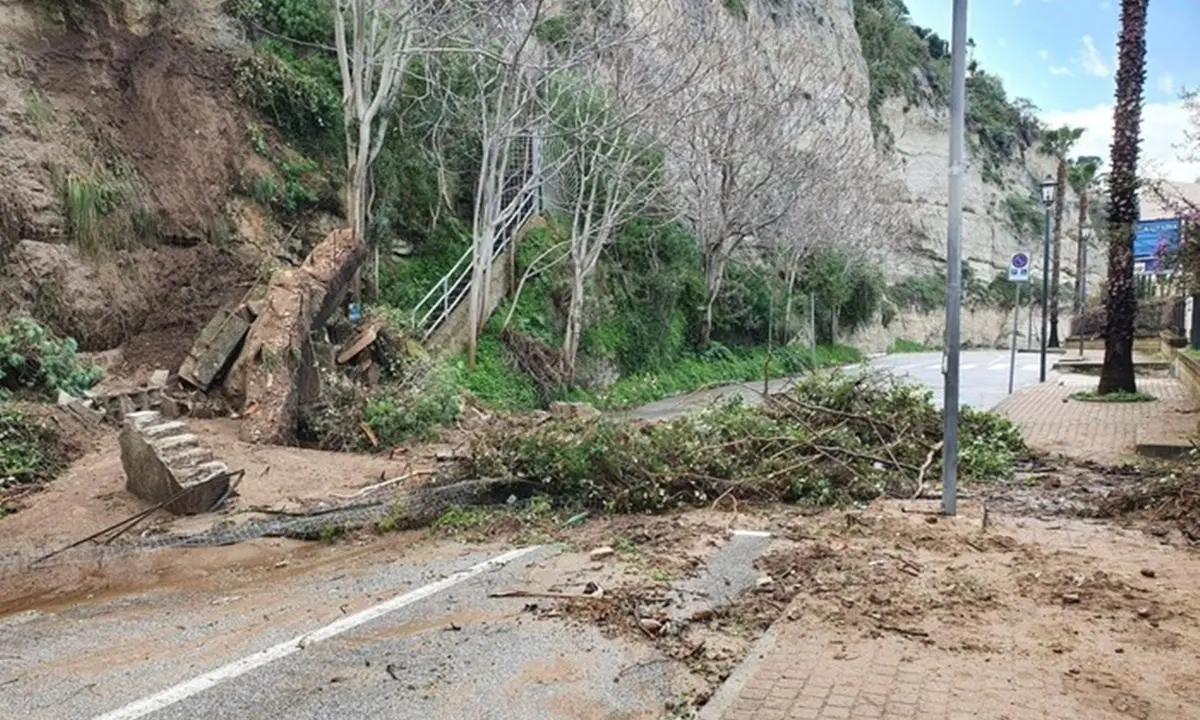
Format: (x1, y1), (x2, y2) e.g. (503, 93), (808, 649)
(1040, 207), (1051, 382)
(940, 0), (968, 517)
(1009, 282), (1021, 394)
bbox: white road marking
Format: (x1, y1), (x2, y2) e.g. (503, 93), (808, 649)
(93, 546), (540, 720)
(960, 363), (977, 370)
(925, 363), (942, 370)
(1021, 364), (1040, 372)
(986, 362), (1007, 371)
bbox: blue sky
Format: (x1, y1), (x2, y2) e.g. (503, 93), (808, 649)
(902, 0), (1200, 181)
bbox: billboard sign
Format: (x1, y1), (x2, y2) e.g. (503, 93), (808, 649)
(1133, 218), (1181, 260)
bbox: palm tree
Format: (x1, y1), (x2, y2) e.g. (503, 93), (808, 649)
(1099, 0), (1149, 395)
(1068, 156), (1103, 350)
(1038, 126), (1085, 347)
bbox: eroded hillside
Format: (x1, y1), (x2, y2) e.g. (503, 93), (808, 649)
(0, 0), (1091, 361)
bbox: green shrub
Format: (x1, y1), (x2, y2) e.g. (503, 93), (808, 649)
(233, 48), (340, 150)
(463, 371), (1025, 513)
(362, 364), (461, 445)
(0, 318), (101, 400)
(888, 338), (936, 353)
(0, 405), (70, 486)
(1003, 192), (1043, 239)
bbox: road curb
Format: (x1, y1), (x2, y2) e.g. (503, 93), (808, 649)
(696, 618), (783, 720)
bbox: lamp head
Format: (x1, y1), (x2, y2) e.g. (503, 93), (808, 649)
(1040, 175), (1057, 207)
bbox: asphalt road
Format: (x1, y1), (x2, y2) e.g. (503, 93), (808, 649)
(866, 349), (1051, 410)
(621, 349), (1051, 422)
(1, 542), (681, 720)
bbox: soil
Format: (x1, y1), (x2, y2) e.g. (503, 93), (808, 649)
(0, 416), (468, 568)
(0, 0), (282, 353)
(32, 5), (249, 243)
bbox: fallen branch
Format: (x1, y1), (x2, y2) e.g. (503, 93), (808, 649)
(877, 622), (930, 638)
(913, 441), (944, 499)
(489, 589), (604, 600)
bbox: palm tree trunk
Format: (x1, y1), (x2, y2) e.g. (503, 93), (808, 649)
(1099, 0), (1148, 395)
(1075, 192), (1089, 351)
(1049, 158), (1068, 346)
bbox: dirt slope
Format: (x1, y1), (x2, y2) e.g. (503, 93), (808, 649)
(0, 0), (291, 353)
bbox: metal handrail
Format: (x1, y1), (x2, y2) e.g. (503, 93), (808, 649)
(410, 195), (537, 343)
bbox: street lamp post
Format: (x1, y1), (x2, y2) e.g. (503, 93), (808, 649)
(1039, 176), (1056, 382)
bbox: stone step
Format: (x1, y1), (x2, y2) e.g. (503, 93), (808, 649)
(142, 421), (189, 439)
(153, 433), (201, 452)
(125, 410), (162, 429)
(181, 461), (229, 485)
(162, 446), (215, 469)
(120, 415), (234, 515)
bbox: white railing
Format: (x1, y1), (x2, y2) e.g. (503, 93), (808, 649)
(410, 195), (537, 343)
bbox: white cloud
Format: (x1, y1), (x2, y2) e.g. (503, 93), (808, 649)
(1158, 74), (1176, 95)
(1042, 101), (1200, 182)
(1079, 35), (1109, 77)
(1049, 65), (1073, 76)
(1038, 49), (1050, 60)
(1014, 0), (1022, 5)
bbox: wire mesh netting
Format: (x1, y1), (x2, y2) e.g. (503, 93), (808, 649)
(0, 478), (528, 576)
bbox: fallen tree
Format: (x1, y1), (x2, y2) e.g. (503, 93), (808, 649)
(225, 228), (366, 445)
(457, 371), (1026, 513)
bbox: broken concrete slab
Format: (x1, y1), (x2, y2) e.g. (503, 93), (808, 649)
(119, 410), (234, 515)
(665, 529), (773, 625)
(178, 304), (254, 391)
(56, 390), (103, 425)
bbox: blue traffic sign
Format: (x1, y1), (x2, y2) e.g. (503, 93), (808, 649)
(1008, 251), (1031, 282)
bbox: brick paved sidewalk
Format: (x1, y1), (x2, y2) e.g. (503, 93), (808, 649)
(707, 628), (1097, 720)
(992, 375), (1195, 464)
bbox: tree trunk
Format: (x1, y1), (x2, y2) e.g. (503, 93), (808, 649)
(701, 248), (727, 347)
(1075, 192), (1089, 344)
(1049, 158), (1068, 347)
(782, 266), (797, 345)
(348, 123), (372, 305)
(563, 265), (585, 379)
(466, 225), (491, 370)
(1098, 0), (1147, 395)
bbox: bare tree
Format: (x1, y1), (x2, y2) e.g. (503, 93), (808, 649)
(446, 0), (564, 369)
(333, 0), (432, 298)
(542, 10), (711, 377)
(649, 0), (867, 346)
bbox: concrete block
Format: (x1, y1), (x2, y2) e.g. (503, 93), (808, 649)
(119, 411), (232, 515)
(179, 305), (253, 391)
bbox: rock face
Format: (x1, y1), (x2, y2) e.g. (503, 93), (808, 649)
(119, 410), (232, 514)
(877, 102), (1099, 290)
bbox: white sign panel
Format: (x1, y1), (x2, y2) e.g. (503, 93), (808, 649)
(1008, 251), (1031, 283)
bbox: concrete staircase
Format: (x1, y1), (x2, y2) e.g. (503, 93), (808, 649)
(119, 410), (233, 515)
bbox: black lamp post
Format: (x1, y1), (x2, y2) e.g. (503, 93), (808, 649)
(1039, 175), (1057, 382)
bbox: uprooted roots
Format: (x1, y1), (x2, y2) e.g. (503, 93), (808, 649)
(456, 371), (1027, 514)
